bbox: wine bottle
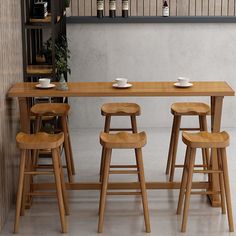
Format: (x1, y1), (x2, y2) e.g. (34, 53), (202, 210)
(109, 0), (116, 18)
(97, 0), (104, 18)
(122, 0), (128, 18)
(162, 0), (169, 17)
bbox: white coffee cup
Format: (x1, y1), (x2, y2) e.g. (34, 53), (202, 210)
(39, 78), (51, 87)
(177, 77), (189, 86)
(115, 78), (127, 87)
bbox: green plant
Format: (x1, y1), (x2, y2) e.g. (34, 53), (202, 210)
(64, 0), (70, 8)
(41, 35), (71, 78)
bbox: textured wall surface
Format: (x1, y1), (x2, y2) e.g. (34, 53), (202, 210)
(0, 0), (22, 231)
(71, 0), (236, 16)
(67, 23), (236, 129)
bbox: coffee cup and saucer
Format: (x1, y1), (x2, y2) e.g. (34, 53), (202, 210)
(112, 78), (132, 89)
(174, 77), (193, 88)
(36, 78), (55, 89)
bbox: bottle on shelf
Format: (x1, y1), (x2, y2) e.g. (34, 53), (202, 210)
(162, 0), (169, 17)
(122, 0), (128, 18)
(109, 0), (116, 18)
(97, 0), (104, 18)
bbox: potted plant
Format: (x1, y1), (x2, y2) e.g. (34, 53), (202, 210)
(41, 35), (71, 81)
(65, 0), (71, 16)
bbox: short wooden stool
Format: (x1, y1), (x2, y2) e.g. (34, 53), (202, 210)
(14, 132), (69, 233)
(98, 131), (151, 233)
(177, 131), (234, 232)
(31, 103), (75, 182)
(166, 102), (210, 181)
(100, 103), (141, 180)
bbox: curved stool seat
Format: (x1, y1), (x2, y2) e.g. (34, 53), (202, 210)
(100, 131), (146, 149)
(182, 131), (229, 148)
(30, 103), (74, 182)
(101, 103), (141, 116)
(177, 131), (234, 233)
(14, 132), (68, 233)
(166, 102), (210, 181)
(98, 131), (150, 233)
(31, 103), (70, 116)
(16, 132), (64, 150)
(171, 102), (210, 116)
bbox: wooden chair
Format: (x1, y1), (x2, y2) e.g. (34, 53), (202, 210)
(98, 131), (151, 233)
(31, 103), (75, 182)
(165, 102), (210, 181)
(99, 103), (141, 180)
(177, 131), (234, 232)
(14, 132), (69, 233)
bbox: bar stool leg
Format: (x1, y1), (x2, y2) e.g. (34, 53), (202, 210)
(217, 149), (226, 214)
(130, 115), (138, 133)
(52, 149), (67, 233)
(199, 116), (209, 170)
(61, 116), (73, 182)
(57, 148), (69, 216)
(99, 116), (111, 181)
(220, 148), (234, 232)
(181, 147), (196, 232)
(136, 148), (151, 233)
(166, 115), (177, 175)
(177, 146), (191, 215)
(169, 115), (181, 181)
(98, 148), (112, 233)
(14, 150), (26, 233)
(65, 117), (75, 175)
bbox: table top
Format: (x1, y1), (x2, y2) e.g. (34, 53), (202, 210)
(7, 81), (235, 97)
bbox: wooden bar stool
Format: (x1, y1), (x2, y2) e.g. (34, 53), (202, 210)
(99, 103), (141, 180)
(14, 132), (69, 233)
(98, 131), (151, 233)
(177, 131), (234, 232)
(31, 103), (75, 182)
(165, 102), (211, 181)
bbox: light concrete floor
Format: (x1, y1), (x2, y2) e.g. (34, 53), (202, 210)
(2, 128), (236, 236)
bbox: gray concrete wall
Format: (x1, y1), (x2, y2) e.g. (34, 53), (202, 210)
(67, 23), (236, 129)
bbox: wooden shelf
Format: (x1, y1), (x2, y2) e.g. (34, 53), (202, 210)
(27, 65), (53, 75)
(29, 14), (61, 23)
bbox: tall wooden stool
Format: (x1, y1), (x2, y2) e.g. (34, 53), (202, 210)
(98, 131), (151, 233)
(166, 102), (210, 181)
(14, 132), (69, 233)
(100, 103), (141, 180)
(31, 103), (75, 182)
(177, 131), (234, 232)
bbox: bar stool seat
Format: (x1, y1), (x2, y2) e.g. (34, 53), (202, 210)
(101, 103), (141, 116)
(31, 103), (75, 182)
(177, 131), (234, 232)
(14, 132), (68, 233)
(166, 102), (211, 181)
(98, 131), (150, 233)
(171, 102), (211, 116)
(182, 131), (229, 148)
(100, 131), (146, 149)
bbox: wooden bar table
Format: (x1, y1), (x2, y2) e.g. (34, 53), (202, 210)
(8, 81), (235, 207)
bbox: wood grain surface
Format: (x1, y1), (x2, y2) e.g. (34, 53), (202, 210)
(0, 0), (23, 231)
(8, 81), (235, 98)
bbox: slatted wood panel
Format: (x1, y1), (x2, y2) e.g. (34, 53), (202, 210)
(0, 0), (22, 231)
(70, 0), (236, 16)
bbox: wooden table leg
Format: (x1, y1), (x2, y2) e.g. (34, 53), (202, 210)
(209, 96), (223, 207)
(18, 97), (32, 208)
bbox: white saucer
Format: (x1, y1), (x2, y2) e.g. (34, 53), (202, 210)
(174, 82), (193, 88)
(36, 84), (55, 89)
(112, 83), (132, 89)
